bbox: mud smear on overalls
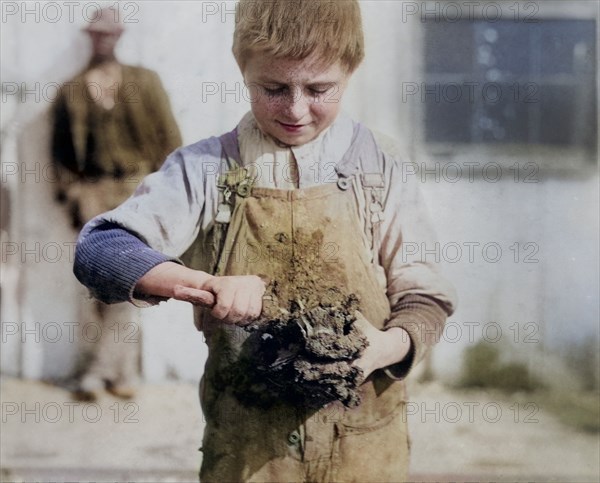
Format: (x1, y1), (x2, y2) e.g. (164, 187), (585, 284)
(216, 229), (369, 409)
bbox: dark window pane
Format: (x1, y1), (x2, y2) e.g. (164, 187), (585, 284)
(539, 85), (576, 145)
(477, 22), (531, 77)
(478, 83), (531, 144)
(540, 20), (597, 75)
(424, 84), (472, 142)
(425, 21), (474, 74)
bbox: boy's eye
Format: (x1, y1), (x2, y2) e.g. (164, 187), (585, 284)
(308, 83), (335, 96)
(308, 86), (330, 95)
(263, 86), (286, 96)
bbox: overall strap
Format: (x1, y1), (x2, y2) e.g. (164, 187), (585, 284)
(215, 128), (248, 224)
(334, 122), (371, 178)
(196, 128), (245, 276)
(219, 128), (242, 165)
(336, 122), (387, 264)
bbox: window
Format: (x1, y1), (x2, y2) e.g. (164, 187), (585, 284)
(424, 19), (597, 154)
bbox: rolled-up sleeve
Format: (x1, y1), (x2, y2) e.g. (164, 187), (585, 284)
(73, 224), (175, 305)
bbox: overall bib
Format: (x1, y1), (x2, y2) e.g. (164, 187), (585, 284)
(197, 128), (409, 483)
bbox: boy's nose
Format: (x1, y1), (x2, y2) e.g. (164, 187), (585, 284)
(282, 88), (309, 121)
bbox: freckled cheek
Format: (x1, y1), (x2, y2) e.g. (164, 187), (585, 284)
(310, 102), (340, 125)
(252, 99), (284, 117)
(250, 101), (275, 124)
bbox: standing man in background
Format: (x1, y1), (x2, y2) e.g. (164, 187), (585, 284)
(52, 7), (182, 400)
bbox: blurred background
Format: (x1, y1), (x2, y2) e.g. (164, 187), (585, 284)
(1, 0), (598, 481)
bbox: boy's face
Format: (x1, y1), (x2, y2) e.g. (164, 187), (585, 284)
(243, 53), (351, 146)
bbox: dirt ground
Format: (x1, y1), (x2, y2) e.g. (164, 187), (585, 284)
(1, 376), (598, 482)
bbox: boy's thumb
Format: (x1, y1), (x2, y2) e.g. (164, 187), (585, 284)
(173, 284), (216, 308)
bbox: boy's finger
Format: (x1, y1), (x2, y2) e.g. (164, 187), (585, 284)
(246, 295), (263, 321)
(211, 287), (235, 321)
(353, 311), (377, 336)
(229, 291), (252, 326)
(239, 291), (263, 326)
(173, 285), (216, 307)
(353, 311), (370, 326)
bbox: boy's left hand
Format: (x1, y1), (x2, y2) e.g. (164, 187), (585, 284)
(352, 312), (412, 381)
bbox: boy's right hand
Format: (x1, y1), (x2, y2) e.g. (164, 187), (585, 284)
(136, 262), (266, 326)
(173, 274), (266, 325)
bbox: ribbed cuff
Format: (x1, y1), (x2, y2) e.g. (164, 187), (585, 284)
(382, 294), (448, 380)
(74, 223), (179, 305)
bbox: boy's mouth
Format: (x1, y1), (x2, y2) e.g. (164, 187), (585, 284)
(277, 121), (306, 132)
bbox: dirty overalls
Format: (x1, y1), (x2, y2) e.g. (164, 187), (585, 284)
(193, 125), (409, 483)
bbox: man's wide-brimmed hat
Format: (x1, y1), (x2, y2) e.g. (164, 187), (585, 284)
(83, 7), (125, 34)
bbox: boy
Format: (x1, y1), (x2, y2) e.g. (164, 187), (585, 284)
(74, 1), (456, 481)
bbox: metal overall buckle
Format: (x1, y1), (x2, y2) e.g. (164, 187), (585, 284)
(216, 167), (255, 224)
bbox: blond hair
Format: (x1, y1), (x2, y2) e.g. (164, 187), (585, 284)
(232, 0), (365, 73)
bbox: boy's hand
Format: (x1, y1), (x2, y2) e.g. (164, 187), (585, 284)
(352, 312), (412, 381)
(173, 275), (266, 325)
(136, 262), (266, 326)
